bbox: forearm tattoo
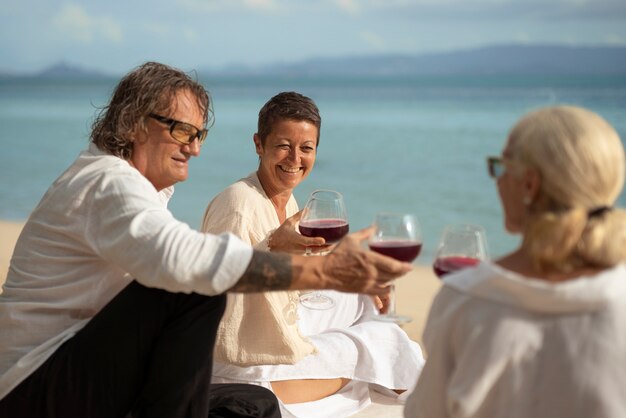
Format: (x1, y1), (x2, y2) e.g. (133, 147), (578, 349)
(231, 250), (293, 292)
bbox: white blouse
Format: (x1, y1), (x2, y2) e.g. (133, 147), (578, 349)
(405, 261), (626, 418)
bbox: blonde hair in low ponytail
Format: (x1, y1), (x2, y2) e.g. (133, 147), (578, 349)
(578, 209), (626, 268)
(523, 208), (587, 272)
(508, 106), (626, 273)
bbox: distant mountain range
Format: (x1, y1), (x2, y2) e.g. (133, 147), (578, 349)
(253, 44), (626, 76)
(0, 61), (112, 79)
(205, 44), (626, 77)
(37, 61), (111, 78)
(4, 44), (626, 78)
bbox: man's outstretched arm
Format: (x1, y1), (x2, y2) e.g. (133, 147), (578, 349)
(230, 227), (412, 295)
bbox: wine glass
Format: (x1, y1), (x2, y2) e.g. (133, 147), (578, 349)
(432, 224), (489, 279)
(368, 212), (422, 324)
(298, 189), (350, 310)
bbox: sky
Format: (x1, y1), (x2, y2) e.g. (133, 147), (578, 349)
(1, 0), (626, 75)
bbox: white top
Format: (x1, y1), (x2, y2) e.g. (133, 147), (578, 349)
(404, 261), (626, 418)
(0, 144), (253, 400)
(203, 172), (425, 418)
(202, 172), (316, 366)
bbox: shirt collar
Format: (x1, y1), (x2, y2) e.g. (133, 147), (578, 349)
(443, 261), (626, 314)
(86, 143), (175, 204)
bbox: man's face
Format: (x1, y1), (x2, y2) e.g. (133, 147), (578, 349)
(130, 89), (205, 191)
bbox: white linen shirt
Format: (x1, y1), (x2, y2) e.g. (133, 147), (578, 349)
(203, 172), (316, 366)
(0, 144), (253, 400)
(404, 261), (626, 418)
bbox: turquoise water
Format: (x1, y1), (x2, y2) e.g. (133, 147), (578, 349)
(2, 75), (625, 262)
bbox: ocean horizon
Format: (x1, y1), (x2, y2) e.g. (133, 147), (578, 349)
(2, 74), (625, 263)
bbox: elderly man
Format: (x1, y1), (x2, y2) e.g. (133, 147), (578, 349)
(0, 62), (410, 418)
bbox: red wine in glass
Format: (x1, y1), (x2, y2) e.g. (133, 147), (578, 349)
(369, 212), (422, 324)
(299, 190), (349, 310)
(433, 255), (480, 278)
(299, 218), (349, 243)
(433, 224), (488, 280)
(369, 241), (422, 263)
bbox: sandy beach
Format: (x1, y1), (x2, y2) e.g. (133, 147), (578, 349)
(0, 221), (23, 292)
(0, 220), (440, 344)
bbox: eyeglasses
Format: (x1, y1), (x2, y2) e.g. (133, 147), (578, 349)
(487, 156), (505, 179)
(149, 113), (208, 146)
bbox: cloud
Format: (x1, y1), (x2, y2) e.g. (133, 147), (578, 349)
(344, 0), (626, 20)
(172, 0), (626, 20)
(335, 0), (360, 16)
(179, 0), (280, 13)
(177, 0), (225, 13)
(182, 28), (198, 42)
(359, 30), (385, 48)
(244, 0), (279, 11)
(51, 4), (122, 43)
(141, 21), (172, 38)
(605, 34), (626, 44)
(514, 32), (532, 43)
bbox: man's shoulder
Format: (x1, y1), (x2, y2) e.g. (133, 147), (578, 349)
(66, 149), (154, 197)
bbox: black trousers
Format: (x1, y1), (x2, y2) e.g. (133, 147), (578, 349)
(208, 384), (280, 418)
(0, 281), (280, 418)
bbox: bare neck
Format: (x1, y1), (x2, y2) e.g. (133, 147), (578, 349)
(256, 170), (292, 224)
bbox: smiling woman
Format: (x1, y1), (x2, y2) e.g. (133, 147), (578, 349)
(201, 91), (425, 418)
(254, 119), (318, 207)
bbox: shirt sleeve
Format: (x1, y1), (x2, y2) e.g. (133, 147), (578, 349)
(85, 169), (253, 295)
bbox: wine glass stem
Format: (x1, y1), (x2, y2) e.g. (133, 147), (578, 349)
(387, 282), (397, 315)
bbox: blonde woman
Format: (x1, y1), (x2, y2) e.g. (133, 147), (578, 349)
(405, 105), (626, 417)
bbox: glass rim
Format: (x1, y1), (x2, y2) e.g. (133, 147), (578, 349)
(309, 189), (344, 200)
(371, 211), (421, 242)
(373, 211), (419, 219)
(442, 223), (486, 233)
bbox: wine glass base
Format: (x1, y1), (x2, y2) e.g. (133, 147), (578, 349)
(373, 313), (412, 324)
(299, 293), (335, 310)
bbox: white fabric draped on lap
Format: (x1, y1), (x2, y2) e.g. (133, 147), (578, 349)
(212, 290), (425, 418)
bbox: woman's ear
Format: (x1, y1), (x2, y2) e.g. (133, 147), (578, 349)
(253, 133), (263, 156)
(523, 167), (541, 205)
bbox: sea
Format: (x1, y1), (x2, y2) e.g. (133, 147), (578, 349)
(1, 74), (625, 263)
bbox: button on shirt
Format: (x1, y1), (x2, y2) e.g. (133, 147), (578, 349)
(0, 144), (253, 400)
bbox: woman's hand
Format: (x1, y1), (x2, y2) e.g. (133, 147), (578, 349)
(372, 294), (391, 314)
(269, 210), (327, 254)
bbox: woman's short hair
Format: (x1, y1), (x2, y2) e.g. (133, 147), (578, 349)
(90, 62), (212, 160)
(508, 105), (626, 272)
(257, 92), (321, 145)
